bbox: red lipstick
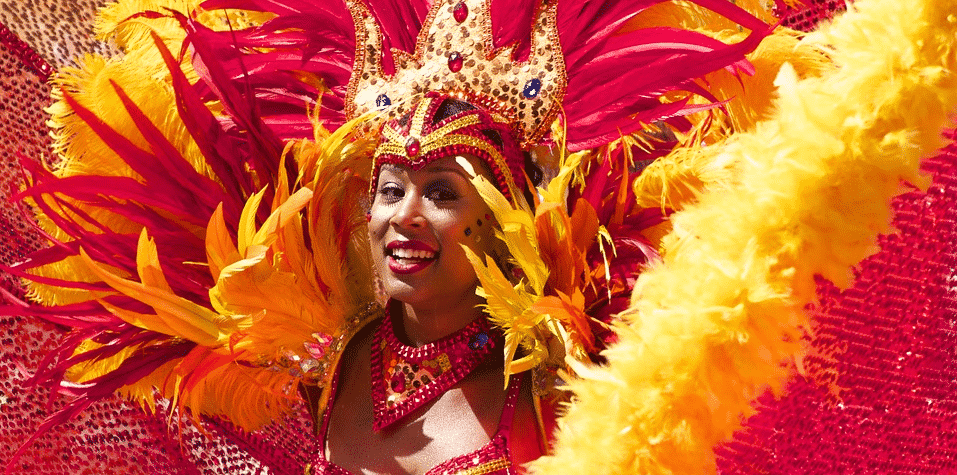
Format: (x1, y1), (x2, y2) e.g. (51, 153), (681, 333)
(386, 240), (438, 274)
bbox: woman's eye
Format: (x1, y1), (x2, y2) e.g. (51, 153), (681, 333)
(425, 183), (459, 202)
(377, 184), (404, 202)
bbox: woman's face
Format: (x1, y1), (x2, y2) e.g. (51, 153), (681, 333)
(368, 154), (496, 309)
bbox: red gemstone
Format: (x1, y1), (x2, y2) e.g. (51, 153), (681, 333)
(453, 1), (468, 23)
(391, 372), (406, 392)
(405, 137), (421, 157)
(448, 52), (463, 72)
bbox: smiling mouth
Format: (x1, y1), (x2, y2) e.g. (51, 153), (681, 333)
(386, 244), (438, 274)
(389, 248), (437, 261)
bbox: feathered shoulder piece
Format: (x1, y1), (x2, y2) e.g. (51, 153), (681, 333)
(3, 1), (381, 463)
(530, 0), (957, 472)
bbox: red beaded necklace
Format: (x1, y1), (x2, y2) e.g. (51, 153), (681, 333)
(370, 303), (499, 432)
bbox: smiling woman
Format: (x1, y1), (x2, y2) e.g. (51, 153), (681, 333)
(312, 95), (546, 474)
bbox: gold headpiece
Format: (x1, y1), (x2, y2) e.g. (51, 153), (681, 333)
(346, 0), (567, 147)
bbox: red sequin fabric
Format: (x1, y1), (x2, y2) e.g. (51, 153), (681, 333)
(776, 0), (848, 33)
(3, 0), (957, 473)
(715, 131), (957, 473)
(715, 2), (957, 472)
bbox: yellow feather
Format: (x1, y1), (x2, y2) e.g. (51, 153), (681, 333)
(80, 237), (230, 346)
(204, 204), (237, 282)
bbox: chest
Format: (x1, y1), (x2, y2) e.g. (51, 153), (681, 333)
(321, 336), (510, 475)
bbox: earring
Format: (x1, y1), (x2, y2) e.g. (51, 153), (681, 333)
(366, 211), (372, 222)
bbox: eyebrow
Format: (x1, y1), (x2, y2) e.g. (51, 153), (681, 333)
(380, 163), (473, 180)
(427, 165), (468, 176)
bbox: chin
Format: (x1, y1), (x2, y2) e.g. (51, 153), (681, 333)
(380, 278), (428, 305)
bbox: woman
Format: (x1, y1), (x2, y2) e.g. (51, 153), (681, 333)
(313, 95), (547, 474)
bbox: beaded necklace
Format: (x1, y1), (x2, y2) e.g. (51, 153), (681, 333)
(370, 303), (499, 432)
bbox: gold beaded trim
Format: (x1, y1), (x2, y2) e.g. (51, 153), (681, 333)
(374, 95), (522, 201)
(451, 457), (511, 475)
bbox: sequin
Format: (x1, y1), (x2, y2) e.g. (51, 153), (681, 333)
(376, 93), (391, 107)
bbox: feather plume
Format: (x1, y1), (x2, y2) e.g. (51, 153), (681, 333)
(8, 4), (378, 461)
(531, 0), (957, 472)
(467, 138), (665, 376)
(557, 0), (774, 151)
(188, 0), (358, 132)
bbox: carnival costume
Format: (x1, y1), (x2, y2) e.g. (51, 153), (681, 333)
(3, 0), (957, 473)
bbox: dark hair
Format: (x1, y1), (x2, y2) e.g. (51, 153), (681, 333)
(433, 98), (476, 121)
(432, 98), (543, 194)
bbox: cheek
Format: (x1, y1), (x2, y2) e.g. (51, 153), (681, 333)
(367, 203), (390, 238)
(457, 212), (496, 256)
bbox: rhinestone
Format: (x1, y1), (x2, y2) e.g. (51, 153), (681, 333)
(405, 136), (421, 157)
(300, 358), (320, 373)
(453, 1), (468, 22)
(469, 332), (490, 350)
(376, 94), (391, 107)
(448, 52), (464, 72)
(391, 372), (406, 392)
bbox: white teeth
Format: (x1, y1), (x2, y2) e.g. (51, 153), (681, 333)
(391, 248), (436, 260)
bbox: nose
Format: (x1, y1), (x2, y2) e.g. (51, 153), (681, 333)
(391, 192), (426, 229)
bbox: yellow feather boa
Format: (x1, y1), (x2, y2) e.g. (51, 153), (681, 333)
(530, 0), (957, 473)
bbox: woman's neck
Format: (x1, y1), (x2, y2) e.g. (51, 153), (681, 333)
(396, 298), (485, 347)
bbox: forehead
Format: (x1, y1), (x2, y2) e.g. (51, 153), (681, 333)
(379, 154), (491, 179)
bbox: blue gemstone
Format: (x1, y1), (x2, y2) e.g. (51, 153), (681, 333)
(376, 94), (392, 107)
(469, 332), (489, 350)
(522, 79), (542, 99)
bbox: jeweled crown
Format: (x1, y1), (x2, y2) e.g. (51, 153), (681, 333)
(346, 0), (566, 148)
